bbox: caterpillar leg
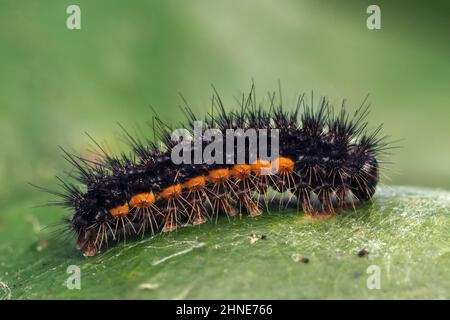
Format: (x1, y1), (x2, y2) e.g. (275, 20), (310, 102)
(76, 229), (97, 257)
(159, 184), (191, 232)
(296, 187), (314, 215)
(231, 164), (262, 218)
(207, 169), (238, 219)
(183, 176), (209, 225)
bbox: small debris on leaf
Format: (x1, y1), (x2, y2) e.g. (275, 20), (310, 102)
(291, 253), (309, 264)
(138, 283), (160, 290)
(357, 248), (369, 257)
(249, 233), (259, 244)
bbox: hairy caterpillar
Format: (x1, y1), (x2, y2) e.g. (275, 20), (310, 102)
(49, 85), (389, 256)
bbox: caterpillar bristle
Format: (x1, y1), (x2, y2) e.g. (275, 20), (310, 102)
(42, 84), (391, 256)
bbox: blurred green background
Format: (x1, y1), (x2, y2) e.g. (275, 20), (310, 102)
(0, 0), (449, 299)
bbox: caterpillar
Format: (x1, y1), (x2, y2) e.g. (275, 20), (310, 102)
(49, 85), (389, 256)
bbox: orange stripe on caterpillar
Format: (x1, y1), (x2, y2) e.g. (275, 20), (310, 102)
(208, 168), (230, 183)
(129, 192), (155, 208)
(250, 159), (271, 175)
(159, 184), (183, 199)
(183, 176), (206, 190)
(231, 164), (251, 180)
(109, 203), (130, 217)
(272, 157), (295, 173)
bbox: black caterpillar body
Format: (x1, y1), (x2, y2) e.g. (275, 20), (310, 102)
(53, 86), (387, 256)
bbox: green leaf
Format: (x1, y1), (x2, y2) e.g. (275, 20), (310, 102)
(1, 186), (450, 299)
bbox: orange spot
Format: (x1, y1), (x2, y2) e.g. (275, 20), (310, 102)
(251, 159), (271, 175)
(129, 192), (155, 208)
(208, 168), (230, 183)
(109, 203), (130, 217)
(231, 164), (251, 180)
(272, 157), (295, 173)
(183, 176), (206, 190)
(159, 184), (183, 199)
